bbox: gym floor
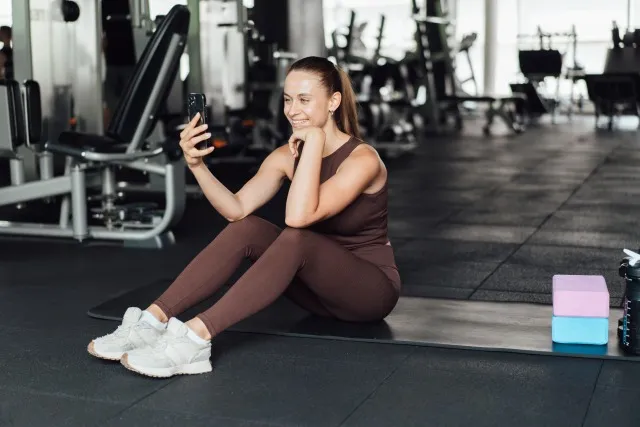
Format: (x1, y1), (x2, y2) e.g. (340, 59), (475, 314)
(1, 118), (640, 427)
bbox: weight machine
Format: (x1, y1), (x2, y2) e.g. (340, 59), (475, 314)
(197, 0), (298, 166)
(582, 21), (640, 131)
(410, 0), (526, 135)
(515, 25), (583, 122)
(329, 10), (419, 158)
(0, 5), (189, 248)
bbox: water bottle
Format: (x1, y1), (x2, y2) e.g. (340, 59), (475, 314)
(618, 249), (640, 355)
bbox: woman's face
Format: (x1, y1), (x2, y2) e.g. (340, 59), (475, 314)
(284, 70), (336, 130)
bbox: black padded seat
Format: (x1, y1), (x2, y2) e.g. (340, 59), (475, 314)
(0, 79), (26, 153)
(55, 132), (128, 155)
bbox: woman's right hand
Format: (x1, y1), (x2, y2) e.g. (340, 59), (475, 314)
(179, 113), (215, 169)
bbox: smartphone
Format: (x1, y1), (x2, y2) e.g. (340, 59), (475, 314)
(187, 93), (210, 150)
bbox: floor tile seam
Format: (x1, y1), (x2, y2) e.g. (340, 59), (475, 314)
(580, 361), (604, 427)
(99, 378), (180, 426)
(588, 382), (640, 391)
(0, 382), (141, 405)
(337, 350), (416, 427)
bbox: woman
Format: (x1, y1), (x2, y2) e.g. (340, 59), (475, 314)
(88, 56), (401, 378)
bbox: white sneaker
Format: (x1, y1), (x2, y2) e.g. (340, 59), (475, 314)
(121, 317), (212, 378)
(88, 307), (166, 361)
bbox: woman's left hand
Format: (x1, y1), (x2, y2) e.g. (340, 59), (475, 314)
(288, 127), (325, 158)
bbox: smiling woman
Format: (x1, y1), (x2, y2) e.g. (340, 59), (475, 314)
(284, 56), (361, 140)
(88, 55), (402, 380)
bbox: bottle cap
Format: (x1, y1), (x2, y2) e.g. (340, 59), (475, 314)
(623, 249), (640, 278)
(624, 249), (640, 265)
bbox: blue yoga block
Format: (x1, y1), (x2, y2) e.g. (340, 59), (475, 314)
(551, 316), (609, 345)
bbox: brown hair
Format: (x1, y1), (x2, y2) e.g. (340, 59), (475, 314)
(287, 56), (361, 140)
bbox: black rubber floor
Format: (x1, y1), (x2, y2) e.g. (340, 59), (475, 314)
(2, 119), (640, 426)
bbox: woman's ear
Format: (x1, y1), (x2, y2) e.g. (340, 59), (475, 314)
(330, 91), (342, 113)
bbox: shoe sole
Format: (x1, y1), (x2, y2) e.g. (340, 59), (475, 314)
(121, 353), (213, 378)
(87, 341), (123, 361)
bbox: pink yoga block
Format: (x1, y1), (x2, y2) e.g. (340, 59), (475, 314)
(552, 275), (609, 318)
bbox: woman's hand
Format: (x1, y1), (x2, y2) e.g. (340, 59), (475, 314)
(179, 113), (215, 169)
(288, 127), (326, 158)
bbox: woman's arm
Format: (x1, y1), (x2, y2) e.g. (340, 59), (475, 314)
(286, 140), (381, 228)
(192, 146), (289, 222)
(285, 130), (325, 225)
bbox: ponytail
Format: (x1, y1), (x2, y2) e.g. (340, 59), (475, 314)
(335, 67), (361, 140)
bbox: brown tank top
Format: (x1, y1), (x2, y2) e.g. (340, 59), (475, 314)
(293, 137), (401, 291)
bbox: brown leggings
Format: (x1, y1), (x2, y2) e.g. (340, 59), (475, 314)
(153, 215), (399, 336)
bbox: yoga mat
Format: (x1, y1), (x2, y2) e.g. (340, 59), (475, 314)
(88, 279), (637, 361)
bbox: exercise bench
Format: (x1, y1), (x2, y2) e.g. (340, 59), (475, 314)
(444, 94), (527, 135)
(0, 5), (190, 248)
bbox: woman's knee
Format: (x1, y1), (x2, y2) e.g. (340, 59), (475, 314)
(277, 227), (315, 248)
(222, 215), (280, 239)
(206, 215), (281, 258)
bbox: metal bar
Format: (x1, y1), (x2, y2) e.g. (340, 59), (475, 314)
(91, 163), (180, 240)
(11, 0), (33, 81)
(0, 175), (73, 207)
(235, 0), (245, 33)
(130, 0), (142, 28)
(0, 162), (183, 242)
(483, 0), (498, 94)
(9, 158), (25, 186)
(38, 152), (55, 179)
(0, 222), (76, 238)
(70, 165), (88, 241)
(113, 158), (167, 175)
(85, 146), (165, 162)
(186, 0), (203, 93)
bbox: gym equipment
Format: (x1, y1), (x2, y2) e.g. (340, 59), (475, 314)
(618, 249), (640, 355)
(331, 10), (419, 158)
(197, 0), (298, 166)
(551, 275), (609, 346)
(0, 5), (189, 248)
(583, 73), (640, 131)
(410, 0), (526, 135)
(8, 0), (103, 185)
(61, 0), (81, 23)
(88, 278), (631, 360)
(515, 25), (583, 122)
(582, 21), (640, 131)
(455, 32), (479, 97)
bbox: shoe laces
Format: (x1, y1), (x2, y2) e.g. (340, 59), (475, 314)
(99, 323), (131, 340)
(150, 327), (190, 352)
(105, 321), (148, 340)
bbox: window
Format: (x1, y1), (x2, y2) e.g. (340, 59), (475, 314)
(324, 0), (415, 61)
(148, 0), (187, 18)
(456, 0), (631, 98)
